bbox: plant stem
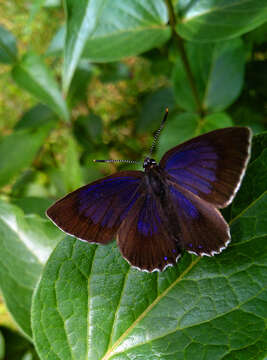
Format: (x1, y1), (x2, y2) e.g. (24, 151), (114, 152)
(165, 0), (203, 115)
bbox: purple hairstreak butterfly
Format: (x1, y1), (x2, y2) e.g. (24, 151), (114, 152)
(47, 109), (252, 272)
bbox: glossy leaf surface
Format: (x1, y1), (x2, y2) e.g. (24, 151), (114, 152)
(0, 202), (64, 338)
(62, 0), (106, 92)
(177, 0), (267, 42)
(12, 52), (69, 121)
(82, 0), (170, 62)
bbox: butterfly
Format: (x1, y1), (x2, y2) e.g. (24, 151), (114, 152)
(47, 109), (252, 272)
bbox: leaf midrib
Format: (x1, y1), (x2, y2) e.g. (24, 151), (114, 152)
(102, 257), (200, 360)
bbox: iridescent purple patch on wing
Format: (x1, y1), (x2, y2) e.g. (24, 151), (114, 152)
(169, 185), (198, 219)
(164, 143), (218, 196)
(78, 176), (141, 227)
(137, 195), (160, 236)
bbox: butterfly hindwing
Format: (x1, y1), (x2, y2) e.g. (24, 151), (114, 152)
(117, 190), (181, 272)
(160, 127), (251, 208)
(46, 171), (143, 244)
(167, 180), (230, 256)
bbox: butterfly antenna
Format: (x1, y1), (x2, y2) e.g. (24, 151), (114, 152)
(93, 159), (142, 164)
(149, 108), (168, 157)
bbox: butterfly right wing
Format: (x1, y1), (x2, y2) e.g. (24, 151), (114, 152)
(160, 127), (251, 208)
(46, 171), (143, 244)
(166, 180), (230, 256)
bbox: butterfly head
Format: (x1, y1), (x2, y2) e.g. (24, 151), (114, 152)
(143, 157), (157, 170)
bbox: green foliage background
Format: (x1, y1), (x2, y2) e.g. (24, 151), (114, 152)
(0, 1), (266, 359)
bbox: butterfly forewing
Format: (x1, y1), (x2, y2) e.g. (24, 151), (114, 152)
(160, 127), (252, 208)
(46, 171), (143, 244)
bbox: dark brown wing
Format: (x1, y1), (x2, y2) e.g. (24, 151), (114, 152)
(167, 181), (230, 256)
(117, 191), (181, 272)
(160, 127), (252, 208)
(46, 171), (144, 244)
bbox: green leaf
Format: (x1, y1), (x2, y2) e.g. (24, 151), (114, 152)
(172, 38), (245, 112)
(73, 114), (103, 151)
(0, 330), (4, 360)
(15, 104), (58, 130)
(62, 0), (107, 93)
(62, 0), (171, 91)
(0, 201), (64, 338)
(199, 113), (233, 134)
(12, 52), (69, 121)
(0, 25), (18, 64)
(231, 132), (267, 218)
(158, 112), (233, 159)
(0, 124), (53, 188)
(82, 0), (171, 62)
(177, 0), (267, 42)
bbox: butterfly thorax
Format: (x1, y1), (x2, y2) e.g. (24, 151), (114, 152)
(143, 158), (166, 197)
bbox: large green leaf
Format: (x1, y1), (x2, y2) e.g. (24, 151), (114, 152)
(82, 0), (171, 62)
(63, 0), (107, 93)
(62, 0), (170, 91)
(12, 52), (69, 121)
(0, 124), (53, 188)
(0, 25), (18, 64)
(176, 0), (267, 42)
(172, 38), (245, 112)
(0, 201), (64, 338)
(32, 136), (267, 359)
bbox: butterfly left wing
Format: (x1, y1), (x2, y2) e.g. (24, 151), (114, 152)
(46, 171), (143, 244)
(117, 191), (181, 272)
(160, 127), (251, 208)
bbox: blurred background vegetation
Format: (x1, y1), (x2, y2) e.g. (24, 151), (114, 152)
(0, 0), (267, 358)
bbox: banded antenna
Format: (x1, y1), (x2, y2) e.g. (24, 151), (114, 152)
(149, 107), (168, 157)
(93, 159), (141, 164)
(93, 108), (169, 164)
